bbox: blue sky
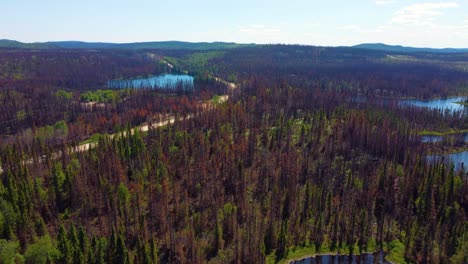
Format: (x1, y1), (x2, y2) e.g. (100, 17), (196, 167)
(1, 0), (467, 48)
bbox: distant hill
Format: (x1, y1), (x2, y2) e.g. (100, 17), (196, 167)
(0, 39), (253, 50)
(48, 41), (115, 49)
(0, 39), (56, 49)
(4, 39), (467, 53)
(112, 41), (249, 50)
(353, 43), (468, 53)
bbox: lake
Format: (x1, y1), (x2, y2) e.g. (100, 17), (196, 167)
(421, 133), (468, 143)
(399, 96), (467, 112)
(413, 97), (468, 171)
(108, 74), (194, 89)
(350, 96), (467, 113)
(291, 252), (390, 264)
(421, 135), (443, 143)
(427, 150), (468, 172)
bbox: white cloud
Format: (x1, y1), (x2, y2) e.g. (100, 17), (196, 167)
(337, 25), (361, 31)
(306, 23), (321, 28)
(375, 25), (395, 33)
(391, 2), (459, 25)
(337, 25), (379, 34)
(375, 0), (397, 5)
(367, 20), (468, 47)
(239, 25), (280, 34)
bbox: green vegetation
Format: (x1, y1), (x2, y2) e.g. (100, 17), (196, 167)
(16, 110), (26, 121)
(267, 244), (323, 264)
(184, 51), (225, 70)
(114, 41), (252, 50)
(55, 90), (73, 101)
(385, 240), (407, 264)
(24, 235), (60, 264)
(353, 43), (468, 53)
(82, 133), (106, 144)
(419, 129), (468, 136)
(210, 95), (225, 105)
(227, 73), (238, 83)
(454, 100), (468, 106)
(0, 239), (23, 264)
(80, 90), (119, 103)
(268, 239), (405, 264)
(268, 239), (381, 264)
(161, 57), (178, 68)
(165, 51), (226, 76)
(32, 120), (69, 142)
(0, 39), (56, 49)
(450, 238), (468, 264)
(0, 39), (254, 50)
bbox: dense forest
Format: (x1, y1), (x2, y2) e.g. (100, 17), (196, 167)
(0, 45), (467, 264)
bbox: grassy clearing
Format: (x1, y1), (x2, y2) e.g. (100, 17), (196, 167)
(81, 133), (107, 144)
(211, 95), (223, 105)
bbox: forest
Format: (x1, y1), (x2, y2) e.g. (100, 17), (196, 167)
(0, 44), (467, 264)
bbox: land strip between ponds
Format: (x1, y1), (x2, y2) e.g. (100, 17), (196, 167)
(419, 128), (468, 136)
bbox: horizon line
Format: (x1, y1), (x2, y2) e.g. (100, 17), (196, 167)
(1, 38), (468, 50)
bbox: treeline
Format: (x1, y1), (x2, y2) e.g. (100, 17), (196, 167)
(0, 49), (165, 89)
(0, 78), (466, 263)
(201, 45), (468, 98)
(0, 48), (229, 137)
(1, 79), (227, 152)
(0, 49), (162, 135)
(2, 46), (467, 138)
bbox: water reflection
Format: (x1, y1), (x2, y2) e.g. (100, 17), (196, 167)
(399, 97), (467, 113)
(421, 133), (467, 144)
(108, 74), (194, 89)
(291, 252), (390, 264)
(427, 151), (468, 172)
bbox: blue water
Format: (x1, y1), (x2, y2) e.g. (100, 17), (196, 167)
(421, 133), (468, 143)
(421, 135), (443, 143)
(427, 151), (468, 172)
(291, 252), (390, 264)
(399, 97), (467, 112)
(108, 74), (194, 89)
(350, 96), (467, 113)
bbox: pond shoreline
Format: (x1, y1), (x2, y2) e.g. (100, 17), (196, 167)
(288, 251), (393, 264)
(419, 129), (468, 136)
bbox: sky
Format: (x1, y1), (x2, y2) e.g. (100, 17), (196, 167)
(1, 0), (468, 48)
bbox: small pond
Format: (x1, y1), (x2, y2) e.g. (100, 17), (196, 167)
(421, 133), (468, 143)
(421, 135), (443, 143)
(108, 74), (194, 89)
(399, 96), (467, 113)
(427, 150), (468, 172)
(291, 252), (390, 264)
(350, 96), (467, 113)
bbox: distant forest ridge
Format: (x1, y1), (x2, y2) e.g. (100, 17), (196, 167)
(353, 43), (468, 53)
(0, 39), (254, 50)
(2, 39), (468, 52)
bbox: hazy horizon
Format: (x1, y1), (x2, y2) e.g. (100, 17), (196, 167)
(3, 38), (468, 50)
(1, 0), (468, 48)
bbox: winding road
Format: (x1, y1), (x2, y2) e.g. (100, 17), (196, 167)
(0, 71), (236, 174)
